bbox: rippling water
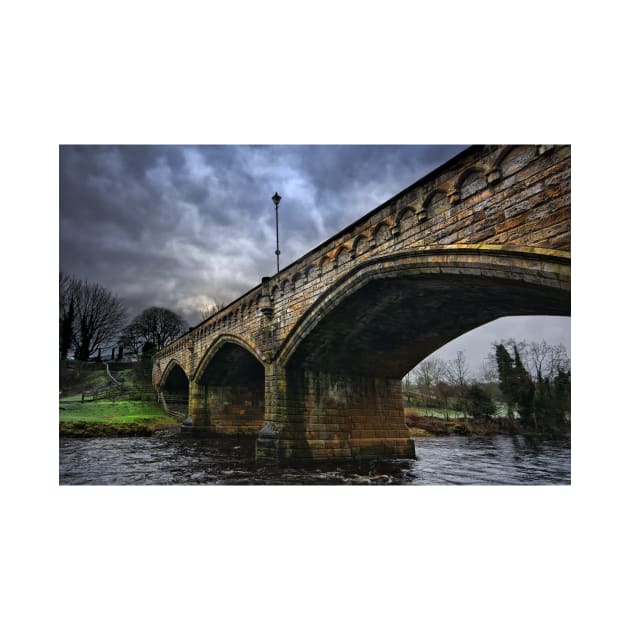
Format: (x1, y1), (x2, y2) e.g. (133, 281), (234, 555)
(59, 430), (570, 485)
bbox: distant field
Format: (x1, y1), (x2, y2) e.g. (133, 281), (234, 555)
(405, 402), (517, 420)
(404, 406), (464, 419)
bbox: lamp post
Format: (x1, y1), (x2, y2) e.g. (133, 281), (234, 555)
(272, 192), (282, 274)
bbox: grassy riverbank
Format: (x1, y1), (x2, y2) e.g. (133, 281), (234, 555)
(59, 400), (180, 437)
(404, 406), (570, 438)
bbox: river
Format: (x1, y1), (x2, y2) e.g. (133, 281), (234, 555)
(59, 431), (570, 485)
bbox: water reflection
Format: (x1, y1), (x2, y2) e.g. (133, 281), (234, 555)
(59, 431), (570, 486)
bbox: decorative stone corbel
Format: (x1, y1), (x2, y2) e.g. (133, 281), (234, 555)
(259, 276), (274, 319)
(448, 189), (460, 205)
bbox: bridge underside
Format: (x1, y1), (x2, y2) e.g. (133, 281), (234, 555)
(289, 273), (568, 379)
(259, 250), (570, 463)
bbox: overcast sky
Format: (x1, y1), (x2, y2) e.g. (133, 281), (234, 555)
(59, 145), (570, 375)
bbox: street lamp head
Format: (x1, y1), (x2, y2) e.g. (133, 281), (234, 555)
(272, 192), (282, 206)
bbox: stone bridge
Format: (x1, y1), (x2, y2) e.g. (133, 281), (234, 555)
(153, 144), (570, 463)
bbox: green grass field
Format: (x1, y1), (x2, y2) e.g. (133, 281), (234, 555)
(59, 399), (180, 436)
(59, 399), (173, 424)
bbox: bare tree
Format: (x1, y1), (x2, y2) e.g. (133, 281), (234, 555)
(402, 365), (422, 403)
(73, 278), (128, 361)
(446, 350), (471, 419)
(416, 357), (448, 405)
(121, 306), (188, 355)
(446, 351), (470, 389)
(503, 340), (571, 382)
(59, 271), (80, 359)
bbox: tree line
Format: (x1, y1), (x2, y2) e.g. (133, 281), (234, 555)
(403, 340), (570, 432)
(59, 272), (191, 361)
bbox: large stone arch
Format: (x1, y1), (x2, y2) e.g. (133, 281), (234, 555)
(190, 334), (266, 435)
(267, 245), (570, 462)
(278, 245), (570, 373)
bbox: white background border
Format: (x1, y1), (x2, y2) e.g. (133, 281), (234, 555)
(3, 1), (626, 629)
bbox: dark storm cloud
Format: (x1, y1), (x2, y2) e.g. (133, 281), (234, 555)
(59, 144), (569, 370)
(59, 144), (467, 324)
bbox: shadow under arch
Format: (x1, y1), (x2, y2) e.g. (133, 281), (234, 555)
(158, 358), (189, 418)
(192, 334), (266, 436)
(271, 245), (570, 462)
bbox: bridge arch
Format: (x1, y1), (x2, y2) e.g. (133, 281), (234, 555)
(158, 358), (189, 418)
(158, 358), (188, 388)
(191, 335), (266, 435)
(278, 245), (569, 375)
(193, 334), (264, 383)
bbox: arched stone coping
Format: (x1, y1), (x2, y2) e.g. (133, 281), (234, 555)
(276, 244), (570, 370)
(191, 333), (265, 384)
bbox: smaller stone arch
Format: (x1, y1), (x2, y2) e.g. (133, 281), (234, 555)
(304, 264), (316, 282)
(158, 358), (190, 418)
(372, 221), (391, 246)
(333, 244), (352, 268)
(492, 145), (538, 179)
(320, 254), (334, 276)
(291, 272), (303, 290)
(395, 205), (417, 234)
(351, 233), (371, 258)
(158, 358), (189, 389)
(193, 334), (264, 384)
(423, 189), (449, 216)
(456, 167), (486, 201)
(281, 279), (291, 294)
